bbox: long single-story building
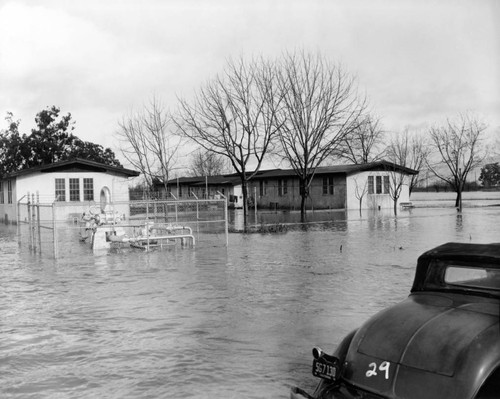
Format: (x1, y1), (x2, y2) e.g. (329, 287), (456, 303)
(0, 158), (139, 224)
(164, 161), (418, 211)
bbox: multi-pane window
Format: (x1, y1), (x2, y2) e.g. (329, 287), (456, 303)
(376, 176), (383, 194)
(69, 178), (80, 201)
(83, 178), (94, 201)
(322, 176), (334, 195)
(0, 181), (3, 204)
(368, 176), (374, 194)
(383, 176), (390, 194)
(259, 180), (267, 197)
(368, 176), (391, 194)
(278, 179), (287, 196)
(55, 178), (66, 201)
(7, 180), (12, 204)
(368, 175), (391, 194)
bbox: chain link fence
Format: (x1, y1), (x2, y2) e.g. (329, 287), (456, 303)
(17, 197), (228, 258)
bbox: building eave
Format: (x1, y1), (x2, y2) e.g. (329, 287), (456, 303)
(162, 161), (418, 187)
(3, 158), (140, 179)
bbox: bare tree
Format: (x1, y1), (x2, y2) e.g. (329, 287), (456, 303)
(384, 129), (428, 214)
(338, 114), (386, 164)
(175, 56), (282, 228)
(387, 128), (430, 195)
(116, 97), (182, 195)
(189, 149), (229, 177)
(427, 113), (487, 211)
(274, 51), (367, 220)
(385, 146), (411, 215)
(352, 176), (368, 215)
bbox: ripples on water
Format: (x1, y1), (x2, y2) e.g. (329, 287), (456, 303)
(1, 207), (500, 398)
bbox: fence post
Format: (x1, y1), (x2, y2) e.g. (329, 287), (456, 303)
(31, 193), (37, 252)
(27, 192), (33, 250)
(254, 186), (257, 224)
(216, 192), (229, 247)
(193, 193), (200, 236)
(52, 201), (58, 259)
(17, 194), (27, 237)
(36, 191), (42, 254)
(224, 197), (228, 247)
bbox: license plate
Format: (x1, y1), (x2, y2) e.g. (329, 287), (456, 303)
(312, 357), (339, 381)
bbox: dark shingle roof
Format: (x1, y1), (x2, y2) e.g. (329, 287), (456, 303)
(5, 158), (140, 178)
(166, 161), (418, 185)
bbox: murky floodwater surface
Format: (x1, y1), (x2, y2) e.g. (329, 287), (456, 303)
(1, 205), (500, 398)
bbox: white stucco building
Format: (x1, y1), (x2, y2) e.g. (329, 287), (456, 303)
(0, 158), (139, 224)
(345, 167), (413, 211)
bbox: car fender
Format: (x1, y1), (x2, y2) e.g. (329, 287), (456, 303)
(311, 330), (358, 398)
(333, 329), (358, 362)
(459, 323), (500, 398)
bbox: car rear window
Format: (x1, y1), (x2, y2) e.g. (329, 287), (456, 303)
(444, 265), (500, 291)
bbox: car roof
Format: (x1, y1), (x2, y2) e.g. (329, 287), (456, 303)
(411, 242), (500, 295)
(418, 242), (500, 264)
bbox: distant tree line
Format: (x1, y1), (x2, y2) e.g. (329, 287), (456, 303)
(0, 106), (122, 178)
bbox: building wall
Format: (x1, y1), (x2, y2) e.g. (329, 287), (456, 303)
(168, 184), (234, 200)
(2, 171), (133, 223)
(251, 174), (347, 210)
(346, 171), (411, 211)
(164, 170), (413, 212)
(0, 178), (17, 224)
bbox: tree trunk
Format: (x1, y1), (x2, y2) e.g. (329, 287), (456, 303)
(455, 186), (462, 211)
(300, 195), (307, 222)
(393, 199), (398, 215)
(299, 179), (308, 222)
(242, 179), (248, 231)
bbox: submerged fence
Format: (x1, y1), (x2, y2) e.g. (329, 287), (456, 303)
(17, 195), (228, 258)
(17, 193), (59, 256)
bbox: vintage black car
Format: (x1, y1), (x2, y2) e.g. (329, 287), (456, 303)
(291, 242), (500, 399)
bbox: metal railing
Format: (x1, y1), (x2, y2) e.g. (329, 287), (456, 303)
(17, 194), (228, 258)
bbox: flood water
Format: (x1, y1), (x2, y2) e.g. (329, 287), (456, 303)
(1, 197), (500, 398)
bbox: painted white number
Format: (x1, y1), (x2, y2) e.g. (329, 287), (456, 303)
(365, 361), (390, 379)
(365, 362), (377, 377)
(379, 361), (390, 379)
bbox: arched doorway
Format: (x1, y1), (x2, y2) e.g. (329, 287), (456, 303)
(100, 186), (111, 213)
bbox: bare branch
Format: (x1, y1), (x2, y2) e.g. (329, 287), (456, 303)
(274, 50), (367, 219)
(116, 96), (182, 193)
(174, 56), (283, 227)
(426, 112), (487, 208)
(338, 114), (386, 164)
(189, 149), (230, 177)
(386, 128), (430, 195)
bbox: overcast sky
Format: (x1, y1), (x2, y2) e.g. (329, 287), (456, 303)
(1, 0), (499, 168)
